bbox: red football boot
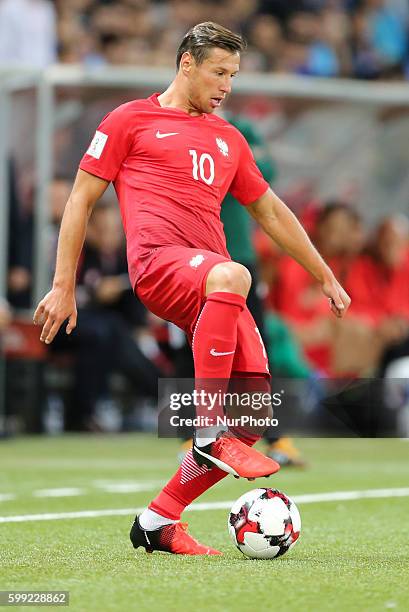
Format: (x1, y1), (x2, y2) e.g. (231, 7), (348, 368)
(130, 517), (222, 555)
(192, 432), (280, 479)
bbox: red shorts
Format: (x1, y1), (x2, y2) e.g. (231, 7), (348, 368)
(135, 246), (269, 376)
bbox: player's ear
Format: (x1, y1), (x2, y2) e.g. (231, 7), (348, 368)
(180, 51), (193, 75)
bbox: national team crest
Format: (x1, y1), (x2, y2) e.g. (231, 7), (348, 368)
(216, 137), (229, 157)
(189, 254), (205, 268)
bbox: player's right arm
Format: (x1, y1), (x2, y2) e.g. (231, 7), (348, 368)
(33, 169), (109, 344)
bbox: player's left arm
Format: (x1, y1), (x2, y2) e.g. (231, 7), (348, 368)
(247, 188), (351, 318)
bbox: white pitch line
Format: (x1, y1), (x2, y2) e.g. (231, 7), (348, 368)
(0, 494), (15, 503)
(33, 488), (84, 498)
(0, 487), (408, 524)
(96, 484), (161, 494)
(0, 481), (163, 504)
(292, 488), (409, 504)
(92, 480), (164, 494)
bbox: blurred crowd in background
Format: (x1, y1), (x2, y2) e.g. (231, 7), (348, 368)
(1, 0), (409, 436)
(0, 0), (408, 79)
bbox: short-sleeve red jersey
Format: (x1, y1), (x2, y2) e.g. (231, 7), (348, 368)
(79, 93), (269, 288)
(345, 252), (409, 325)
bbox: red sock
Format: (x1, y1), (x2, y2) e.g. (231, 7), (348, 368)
(149, 374), (269, 521)
(149, 427), (262, 520)
(149, 450), (227, 520)
(192, 292), (245, 425)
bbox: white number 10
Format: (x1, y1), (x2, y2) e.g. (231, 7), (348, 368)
(189, 149), (215, 185)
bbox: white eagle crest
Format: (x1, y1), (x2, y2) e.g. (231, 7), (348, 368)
(216, 137), (229, 157)
(189, 254), (205, 268)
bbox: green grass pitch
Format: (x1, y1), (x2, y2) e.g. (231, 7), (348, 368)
(1, 435), (408, 611)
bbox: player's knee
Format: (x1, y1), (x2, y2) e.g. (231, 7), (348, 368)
(206, 262), (252, 297)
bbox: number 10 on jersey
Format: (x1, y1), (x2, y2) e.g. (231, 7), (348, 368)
(189, 150), (215, 185)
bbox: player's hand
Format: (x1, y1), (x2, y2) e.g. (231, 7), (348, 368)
(33, 286), (77, 344)
(321, 277), (351, 318)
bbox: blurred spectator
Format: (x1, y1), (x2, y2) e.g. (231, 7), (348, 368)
(351, 0), (408, 79)
(333, 214), (409, 375)
(0, 0), (57, 67)
(51, 201), (163, 431)
(57, 0), (98, 65)
(245, 14), (283, 71)
(0, 297), (12, 408)
(273, 202), (364, 373)
(20, 0), (404, 80)
(49, 176), (72, 228)
(0, 298), (12, 332)
(284, 11), (340, 77)
(7, 159), (32, 309)
(346, 214), (409, 331)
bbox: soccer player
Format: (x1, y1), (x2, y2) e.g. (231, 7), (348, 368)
(33, 22), (350, 555)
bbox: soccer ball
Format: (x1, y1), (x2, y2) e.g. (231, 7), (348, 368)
(228, 488), (301, 559)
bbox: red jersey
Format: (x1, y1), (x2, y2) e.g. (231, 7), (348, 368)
(345, 251), (409, 325)
(79, 94), (269, 288)
(273, 256), (332, 371)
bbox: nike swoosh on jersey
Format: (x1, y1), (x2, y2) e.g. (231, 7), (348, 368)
(210, 348), (235, 357)
(156, 130), (179, 139)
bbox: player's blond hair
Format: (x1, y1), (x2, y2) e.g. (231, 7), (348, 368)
(176, 22), (246, 70)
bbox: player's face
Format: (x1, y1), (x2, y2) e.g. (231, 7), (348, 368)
(185, 48), (240, 114)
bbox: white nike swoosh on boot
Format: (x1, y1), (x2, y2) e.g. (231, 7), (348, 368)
(156, 130), (179, 139)
(210, 348), (235, 357)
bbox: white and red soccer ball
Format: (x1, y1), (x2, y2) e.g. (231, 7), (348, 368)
(228, 488), (301, 559)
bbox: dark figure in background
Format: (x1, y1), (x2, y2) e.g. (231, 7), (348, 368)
(52, 202), (163, 431)
(7, 158), (32, 309)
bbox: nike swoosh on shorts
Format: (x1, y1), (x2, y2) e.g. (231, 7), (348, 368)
(210, 348), (235, 357)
